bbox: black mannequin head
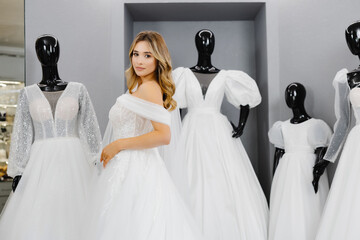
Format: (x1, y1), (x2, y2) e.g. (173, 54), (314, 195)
(191, 29), (219, 73)
(345, 21), (360, 88)
(285, 82), (306, 109)
(35, 34), (66, 90)
(195, 29), (215, 56)
(35, 35), (60, 66)
(285, 82), (310, 123)
(345, 21), (360, 57)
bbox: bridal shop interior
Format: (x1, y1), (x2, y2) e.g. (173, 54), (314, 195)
(1, 0), (360, 210)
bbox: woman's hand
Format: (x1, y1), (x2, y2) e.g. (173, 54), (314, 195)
(100, 140), (122, 168)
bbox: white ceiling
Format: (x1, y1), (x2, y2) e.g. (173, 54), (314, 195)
(0, 0), (24, 48)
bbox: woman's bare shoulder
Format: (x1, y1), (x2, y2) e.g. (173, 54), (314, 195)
(133, 81), (163, 106)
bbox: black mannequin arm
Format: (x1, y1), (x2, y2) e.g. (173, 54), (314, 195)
(12, 175), (22, 192)
(273, 147), (285, 175)
(231, 105), (250, 138)
(312, 147), (329, 194)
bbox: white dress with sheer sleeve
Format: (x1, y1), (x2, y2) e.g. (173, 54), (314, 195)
(316, 69), (360, 240)
(0, 82), (102, 240)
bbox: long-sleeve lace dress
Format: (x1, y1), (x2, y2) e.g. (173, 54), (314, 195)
(0, 82), (101, 240)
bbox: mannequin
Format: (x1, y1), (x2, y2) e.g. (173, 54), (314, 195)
(190, 29), (249, 138)
(268, 83), (331, 240)
(12, 35), (67, 192)
(312, 21), (360, 192)
(0, 33), (102, 239)
(170, 29), (267, 240)
(312, 21), (360, 240)
(273, 83), (327, 176)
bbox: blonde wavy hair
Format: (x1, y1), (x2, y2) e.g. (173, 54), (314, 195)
(125, 31), (177, 111)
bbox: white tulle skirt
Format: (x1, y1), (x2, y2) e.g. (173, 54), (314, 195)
(269, 150), (329, 240)
(316, 125), (360, 240)
(169, 109), (269, 240)
(0, 137), (94, 240)
(83, 147), (203, 240)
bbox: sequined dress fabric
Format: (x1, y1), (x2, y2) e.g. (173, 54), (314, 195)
(0, 82), (101, 240)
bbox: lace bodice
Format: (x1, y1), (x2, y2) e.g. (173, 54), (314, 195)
(7, 82), (102, 177)
(102, 94), (171, 146)
(25, 83), (88, 140)
(109, 99), (153, 140)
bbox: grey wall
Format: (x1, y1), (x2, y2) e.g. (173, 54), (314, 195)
(254, 6), (272, 195)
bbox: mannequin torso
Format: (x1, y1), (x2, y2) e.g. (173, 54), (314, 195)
(274, 83), (327, 192)
(190, 29), (249, 138)
(12, 35), (68, 191)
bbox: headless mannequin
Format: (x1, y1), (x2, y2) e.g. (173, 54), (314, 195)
(312, 21), (360, 192)
(190, 29), (250, 138)
(273, 83), (327, 190)
(12, 35), (67, 192)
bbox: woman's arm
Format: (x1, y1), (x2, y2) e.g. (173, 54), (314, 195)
(101, 81), (170, 167)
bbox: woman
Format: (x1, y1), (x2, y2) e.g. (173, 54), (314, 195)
(84, 31), (203, 240)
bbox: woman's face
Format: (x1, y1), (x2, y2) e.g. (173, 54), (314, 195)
(132, 41), (157, 81)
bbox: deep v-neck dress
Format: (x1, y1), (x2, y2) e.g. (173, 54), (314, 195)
(166, 67), (269, 240)
(0, 82), (102, 240)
